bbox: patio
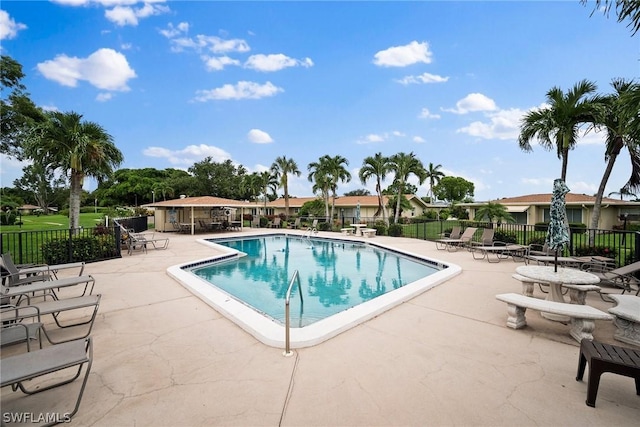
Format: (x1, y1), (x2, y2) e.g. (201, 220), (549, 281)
(2, 229), (638, 426)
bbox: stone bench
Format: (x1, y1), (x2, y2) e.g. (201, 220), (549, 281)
(511, 274), (601, 304)
(361, 228), (377, 238)
(607, 294), (640, 347)
(495, 293), (612, 342)
(340, 228), (354, 236)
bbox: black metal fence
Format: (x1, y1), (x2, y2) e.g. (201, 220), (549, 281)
(1, 226), (122, 265)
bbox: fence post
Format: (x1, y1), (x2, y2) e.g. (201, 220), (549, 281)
(635, 232), (640, 263)
(17, 232), (24, 264)
(115, 225), (122, 258)
(68, 228), (74, 262)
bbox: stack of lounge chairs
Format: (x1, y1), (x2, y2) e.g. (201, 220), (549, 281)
(1, 252), (99, 424)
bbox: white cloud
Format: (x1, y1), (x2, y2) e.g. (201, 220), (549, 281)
(0, 10), (27, 40)
(392, 130), (405, 137)
(167, 33), (250, 54)
(159, 22), (189, 38)
(37, 48), (136, 91)
(193, 81), (283, 101)
(373, 41), (433, 67)
(102, 1), (170, 27)
(395, 72), (449, 85)
(443, 93), (498, 114)
(457, 108), (524, 140)
(202, 55), (240, 71)
(357, 134), (386, 144)
(413, 136), (426, 143)
(244, 54), (313, 72)
(248, 129), (273, 144)
(418, 108), (441, 119)
(143, 144), (231, 165)
(96, 92), (113, 102)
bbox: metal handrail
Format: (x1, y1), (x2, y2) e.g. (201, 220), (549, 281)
(284, 270), (303, 356)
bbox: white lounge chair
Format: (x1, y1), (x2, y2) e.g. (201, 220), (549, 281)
(435, 227), (478, 251)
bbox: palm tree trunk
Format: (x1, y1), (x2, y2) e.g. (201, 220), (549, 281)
(374, 179), (383, 217)
(284, 182), (289, 218)
(394, 189), (402, 224)
(589, 138), (624, 245)
(69, 171), (82, 231)
(560, 149), (569, 181)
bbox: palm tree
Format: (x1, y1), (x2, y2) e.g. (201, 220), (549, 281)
(581, 0), (640, 35)
(474, 202), (514, 224)
(271, 156), (300, 218)
(324, 155), (351, 220)
(388, 152), (426, 224)
(152, 181), (175, 201)
(258, 170), (278, 215)
(308, 156), (331, 219)
(425, 162), (444, 202)
(359, 152), (391, 223)
(26, 111), (123, 230)
(518, 79), (599, 181)
(589, 79), (640, 234)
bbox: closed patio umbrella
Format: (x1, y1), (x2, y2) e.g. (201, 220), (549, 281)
(546, 178), (571, 272)
(355, 202), (361, 223)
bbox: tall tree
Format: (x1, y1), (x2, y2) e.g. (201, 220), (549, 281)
(324, 155), (351, 220)
(388, 152), (426, 224)
(308, 156), (332, 219)
(1, 55), (45, 157)
(425, 162), (445, 202)
(271, 156), (300, 218)
(359, 152), (391, 223)
(433, 176), (475, 204)
(589, 79), (640, 234)
(25, 111), (123, 229)
(518, 80), (599, 181)
(257, 170), (278, 214)
(13, 162), (66, 211)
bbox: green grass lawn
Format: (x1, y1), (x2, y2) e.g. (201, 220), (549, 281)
(0, 213), (105, 232)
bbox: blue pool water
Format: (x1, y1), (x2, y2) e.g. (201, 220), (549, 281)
(189, 235), (441, 327)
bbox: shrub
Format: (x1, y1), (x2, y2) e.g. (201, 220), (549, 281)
(569, 223), (587, 231)
(1, 211), (17, 225)
(373, 220), (387, 236)
(574, 245), (615, 258)
(527, 235), (546, 246)
(494, 230), (517, 244)
(259, 217), (269, 227)
(388, 224), (403, 237)
(318, 221), (331, 231)
(41, 235), (118, 264)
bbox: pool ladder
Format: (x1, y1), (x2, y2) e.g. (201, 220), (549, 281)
(284, 270), (303, 356)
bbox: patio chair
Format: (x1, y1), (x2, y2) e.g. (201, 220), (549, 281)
(290, 218), (301, 229)
(269, 218), (281, 228)
(125, 232), (170, 255)
(4, 293), (101, 344)
(435, 227), (478, 251)
(1, 337), (93, 425)
(469, 228), (495, 248)
(581, 260), (640, 296)
(251, 217), (260, 228)
(440, 226), (461, 239)
(1, 252), (85, 281)
(1, 273), (96, 301)
(1, 305), (44, 351)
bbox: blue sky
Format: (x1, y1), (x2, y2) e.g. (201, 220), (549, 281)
(1, 0), (638, 201)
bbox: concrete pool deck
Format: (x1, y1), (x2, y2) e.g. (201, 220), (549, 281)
(2, 229), (639, 426)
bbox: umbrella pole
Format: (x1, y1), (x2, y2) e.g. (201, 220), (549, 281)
(554, 249), (558, 272)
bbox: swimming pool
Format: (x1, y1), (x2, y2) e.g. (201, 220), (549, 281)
(168, 233), (461, 348)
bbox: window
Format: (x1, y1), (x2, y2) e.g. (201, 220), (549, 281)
(542, 208), (582, 223)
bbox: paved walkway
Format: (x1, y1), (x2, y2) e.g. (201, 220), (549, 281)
(2, 229), (639, 426)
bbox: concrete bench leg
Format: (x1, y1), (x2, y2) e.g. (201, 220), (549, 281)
(522, 283), (534, 297)
(570, 318), (596, 342)
(505, 304), (527, 329)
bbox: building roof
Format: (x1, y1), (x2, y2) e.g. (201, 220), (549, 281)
(482, 193), (637, 206)
(144, 196), (254, 208)
(266, 194), (427, 208)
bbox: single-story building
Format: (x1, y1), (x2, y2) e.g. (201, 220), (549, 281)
(460, 193), (640, 229)
(144, 196), (255, 234)
(262, 194), (430, 220)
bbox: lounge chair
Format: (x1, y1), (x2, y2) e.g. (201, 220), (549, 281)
(435, 227), (478, 251)
(440, 226), (461, 239)
(2, 273), (96, 301)
(1, 252), (85, 280)
(469, 228), (495, 248)
(1, 305), (44, 351)
(3, 293), (101, 344)
(290, 218), (301, 229)
(1, 337), (93, 425)
(126, 232), (170, 255)
(581, 260), (640, 296)
(269, 218), (281, 228)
